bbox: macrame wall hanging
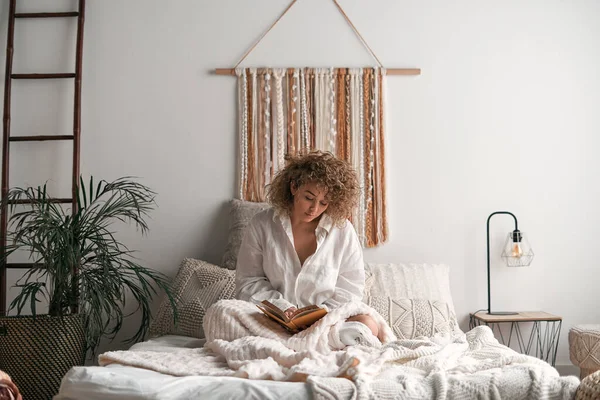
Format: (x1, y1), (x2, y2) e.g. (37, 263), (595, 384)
(215, 0), (420, 248)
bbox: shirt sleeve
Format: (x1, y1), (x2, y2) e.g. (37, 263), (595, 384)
(235, 218), (295, 310)
(323, 226), (365, 310)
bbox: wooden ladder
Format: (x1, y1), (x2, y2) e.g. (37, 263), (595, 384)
(0, 0), (86, 316)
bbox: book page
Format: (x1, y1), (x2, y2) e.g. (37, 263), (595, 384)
(290, 305), (322, 319)
(290, 308), (328, 330)
(259, 301), (289, 322)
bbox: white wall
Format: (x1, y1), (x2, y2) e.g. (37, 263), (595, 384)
(1, 0), (599, 368)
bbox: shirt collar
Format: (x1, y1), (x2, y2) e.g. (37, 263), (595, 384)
(273, 208), (333, 234)
(316, 213), (333, 234)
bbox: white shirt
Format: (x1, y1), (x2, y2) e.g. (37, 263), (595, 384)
(235, 208), (365, 311)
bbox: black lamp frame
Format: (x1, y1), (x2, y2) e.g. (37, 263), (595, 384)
(486, 211), (522, 315)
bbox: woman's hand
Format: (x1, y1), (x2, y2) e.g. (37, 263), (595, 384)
(284, 306), (297, 319)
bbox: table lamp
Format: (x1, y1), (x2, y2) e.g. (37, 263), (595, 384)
(486, 211), (534, 315)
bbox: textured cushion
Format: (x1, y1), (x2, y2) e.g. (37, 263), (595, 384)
(364, 296), (456, 339)
(221, 199), (271, 270)
(149, 258), (236, 339)
(364, 263), (455, 314)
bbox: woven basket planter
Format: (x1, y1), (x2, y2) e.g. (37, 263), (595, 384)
(0, 314), (86, 400)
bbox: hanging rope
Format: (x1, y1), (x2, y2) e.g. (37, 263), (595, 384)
(234, 0), (298, 68)
(234, 0), (384, 68)
(332, 0), (383, 67)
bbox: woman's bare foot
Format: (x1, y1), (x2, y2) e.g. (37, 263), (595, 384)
(346, 314), (379, 339)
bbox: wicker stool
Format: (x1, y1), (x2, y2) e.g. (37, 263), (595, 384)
(570, 325), (600, 379)
(576, 369), (600, 400)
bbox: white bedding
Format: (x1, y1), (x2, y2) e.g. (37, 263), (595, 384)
(55, 335), (309, 400)
(97, 302), (580, 400)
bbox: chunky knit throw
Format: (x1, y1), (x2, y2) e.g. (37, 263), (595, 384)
(99, 300), (579, 399)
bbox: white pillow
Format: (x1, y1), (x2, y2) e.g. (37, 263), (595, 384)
(364, 296), (456, 339)
(364, 263), (456, 317)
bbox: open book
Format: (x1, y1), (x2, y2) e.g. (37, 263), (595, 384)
(256, 300), (327, 333)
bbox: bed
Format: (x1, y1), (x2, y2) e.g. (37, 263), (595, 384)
(55, 335), (309, 400)
(55, 259), (580, 400)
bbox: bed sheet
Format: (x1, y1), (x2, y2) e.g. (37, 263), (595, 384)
(55, 335), (310, 400)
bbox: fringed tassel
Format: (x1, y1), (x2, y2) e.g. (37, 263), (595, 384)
(358, 68), (367, 246)
(300, 68), (310, 152)
(335, 69), (347, 161)
(264, 71), (272, 185)
(314, 69), (326, 153)
(372, 67), (381, 244)
(328, 67), (337, 153)
(273, 69), (285, 172)
(308, 71), (316, 149)
(363, 68), (374, 247)
(378, 69), (388, 243)
(289, 69), (299, 155)
(247, 68), (257, 201)
(236, 68), (248, 200)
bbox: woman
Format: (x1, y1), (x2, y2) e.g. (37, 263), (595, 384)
(235, 151), (380, 345)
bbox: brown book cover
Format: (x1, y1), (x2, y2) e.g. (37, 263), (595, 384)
(256, 300), (327, 333)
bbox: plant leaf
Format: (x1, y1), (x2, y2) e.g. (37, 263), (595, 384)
(3, 175), (172, 356)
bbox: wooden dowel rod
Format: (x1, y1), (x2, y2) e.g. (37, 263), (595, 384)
(214, 68), (421, 76)
(386, 68), (421, 75)
(215, 68), (236, 75)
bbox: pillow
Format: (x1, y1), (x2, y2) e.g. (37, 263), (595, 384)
(364, 263), (456, 315)
(149, 258), (236, 339)
(364, 296), (456, 340)
(221, 199), (271, 270)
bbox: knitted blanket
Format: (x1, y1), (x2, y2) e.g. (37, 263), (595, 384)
(99, 301), (579, 399)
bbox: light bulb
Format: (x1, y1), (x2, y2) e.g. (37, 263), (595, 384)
(511, 242), (523, 258)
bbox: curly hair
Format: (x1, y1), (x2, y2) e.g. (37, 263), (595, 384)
(266, 151), (359, 226)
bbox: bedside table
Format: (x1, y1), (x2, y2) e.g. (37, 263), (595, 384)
(469, 311), (562, 366)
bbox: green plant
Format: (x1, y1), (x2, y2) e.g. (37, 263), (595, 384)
(1, 176), (175, 353)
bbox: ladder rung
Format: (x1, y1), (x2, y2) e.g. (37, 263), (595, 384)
(14, 12), (79, 19)
(10, 135), (74, 142)
(4, 263), (43, 270)
(8, 198), (72, 205)
(11, 73), (76, 79)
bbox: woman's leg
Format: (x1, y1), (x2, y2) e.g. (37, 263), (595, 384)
(204, 299), (291, 342)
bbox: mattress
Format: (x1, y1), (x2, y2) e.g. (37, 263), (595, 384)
(55, 335), (310, 400)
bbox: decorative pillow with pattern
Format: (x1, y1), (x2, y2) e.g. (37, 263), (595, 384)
(364, 296), (456, 340)
(221, 199), (271, 270)
(149, 258), (236, 339)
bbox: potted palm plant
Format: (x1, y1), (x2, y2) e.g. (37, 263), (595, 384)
(0, 176), (175, 400)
